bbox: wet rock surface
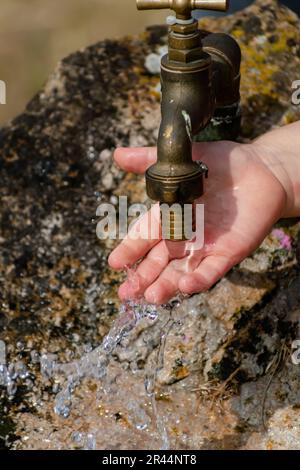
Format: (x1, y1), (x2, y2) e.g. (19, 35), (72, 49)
(1, 0), (300, 450)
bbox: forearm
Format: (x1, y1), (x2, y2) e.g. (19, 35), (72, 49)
(253, 121), (300, 217)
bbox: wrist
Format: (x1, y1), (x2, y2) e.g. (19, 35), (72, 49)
(251, 140), (294, 218)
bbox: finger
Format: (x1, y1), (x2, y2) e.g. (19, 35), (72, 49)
(143, 254), (197, 304)
(142, 240), (205, 303)
(108, 205), (161, 270)
(118, 241), (170, 300)
(113, 142), (223, 175)
(114, 147), (157, 174)
(179, 255), (232, 295)
(144, 264), (181, 304)
(119, 240), (200, 303)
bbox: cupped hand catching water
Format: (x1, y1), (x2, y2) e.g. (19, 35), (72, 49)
(108, 127), (299, 304)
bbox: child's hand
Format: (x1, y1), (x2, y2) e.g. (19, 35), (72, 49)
(109, 140), (287, 304)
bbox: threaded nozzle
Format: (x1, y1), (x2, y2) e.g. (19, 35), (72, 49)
(160, 203), (196, 241)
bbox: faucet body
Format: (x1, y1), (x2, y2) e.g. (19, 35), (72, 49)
(137, 0), (241, 240)
(146, 50), (213, 206)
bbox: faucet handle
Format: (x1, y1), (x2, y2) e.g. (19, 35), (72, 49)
(136, 0), (229, 19)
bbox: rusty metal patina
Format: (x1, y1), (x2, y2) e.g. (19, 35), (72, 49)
(137, 0), (241, 240)
(137, 1), (229, 19)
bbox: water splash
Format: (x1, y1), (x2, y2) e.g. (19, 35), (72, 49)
(0, 270), (184, 449)
(40, 295), (181, 450)
(72, 431), (96, 450)
(0, 340), (31, 400)
(40, 300), (160, 420)
(144, 314), (174, 450)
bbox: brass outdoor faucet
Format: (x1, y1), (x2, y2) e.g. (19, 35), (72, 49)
(137, 0), (241, 240)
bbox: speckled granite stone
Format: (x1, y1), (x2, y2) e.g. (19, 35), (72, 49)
(1, 0), (300, 450)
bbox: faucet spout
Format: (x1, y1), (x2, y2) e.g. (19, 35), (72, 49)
(146, 52), (212, 207)
(146, 20), (213, 239)
(136, 1), (241, 240)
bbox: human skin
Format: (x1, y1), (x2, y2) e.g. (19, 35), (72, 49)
(108, 121), (300, 304)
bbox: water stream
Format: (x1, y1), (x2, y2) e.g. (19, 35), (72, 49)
(0, 250), (201, 449)
(144, 314), (175, 450)
(43, 295), (176, 449)
(44, 301), (158, 413)
(1, 298), (175, 449)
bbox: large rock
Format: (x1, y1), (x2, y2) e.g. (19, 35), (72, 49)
(0, 0), (300, 450)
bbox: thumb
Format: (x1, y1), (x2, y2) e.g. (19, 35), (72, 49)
(114, 147), (157, 174)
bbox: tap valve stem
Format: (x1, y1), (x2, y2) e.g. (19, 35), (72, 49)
(137, 0), (229, 19)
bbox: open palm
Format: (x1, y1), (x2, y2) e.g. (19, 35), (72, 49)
(109, 141), (286, 304)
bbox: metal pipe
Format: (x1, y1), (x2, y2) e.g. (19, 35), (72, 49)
(136, 0), (241, 240)
(137, 0), (228, 12)
(146, 55), (213, 206)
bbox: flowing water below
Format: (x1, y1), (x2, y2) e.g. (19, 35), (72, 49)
(1, 284), (220, 451)
(3, 248), (296, 449)
(0, 294), (183, 449)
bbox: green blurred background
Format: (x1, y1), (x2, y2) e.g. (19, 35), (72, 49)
(0, 0), (298, 125)
(0, 0), (166, 125)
